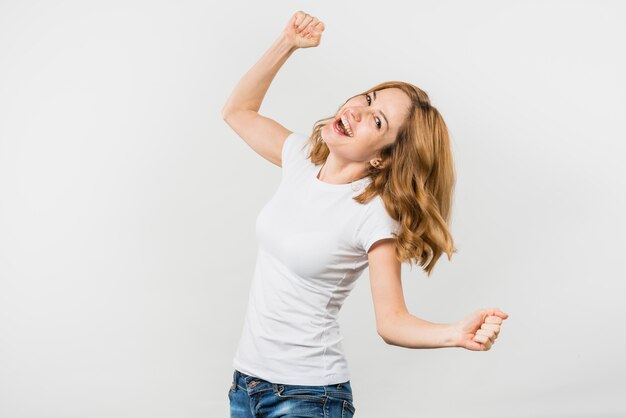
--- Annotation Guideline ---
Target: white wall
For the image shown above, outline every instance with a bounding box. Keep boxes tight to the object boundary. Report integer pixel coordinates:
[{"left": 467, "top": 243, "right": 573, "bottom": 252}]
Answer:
[{"left": 1, "top": 1, "right": 624, "bottom": 417}]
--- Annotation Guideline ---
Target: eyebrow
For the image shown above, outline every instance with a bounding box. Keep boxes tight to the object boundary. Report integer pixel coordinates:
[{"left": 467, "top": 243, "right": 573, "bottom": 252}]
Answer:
[{"left": 372, "top": 90, "right": 389, "bottom": 131}]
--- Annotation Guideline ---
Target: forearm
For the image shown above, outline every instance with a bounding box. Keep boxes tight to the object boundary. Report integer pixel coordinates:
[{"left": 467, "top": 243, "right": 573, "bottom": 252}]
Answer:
[
  {"left": 222, "top": 34, "right": 296, "bottom": 116},
  {"left": 380, "top": 312, "right": 460, "bottom": 349}
]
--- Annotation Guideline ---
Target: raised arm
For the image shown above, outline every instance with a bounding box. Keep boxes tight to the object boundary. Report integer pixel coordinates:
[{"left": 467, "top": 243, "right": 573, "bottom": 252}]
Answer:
[{"left": 221, "top": 11, "right": 325, "bottom": 167}]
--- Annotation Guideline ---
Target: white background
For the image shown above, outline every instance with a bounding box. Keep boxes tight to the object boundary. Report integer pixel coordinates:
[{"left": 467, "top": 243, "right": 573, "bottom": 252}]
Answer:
[{"left": 1, "top": 1, "right": 625, "bottom": 417}]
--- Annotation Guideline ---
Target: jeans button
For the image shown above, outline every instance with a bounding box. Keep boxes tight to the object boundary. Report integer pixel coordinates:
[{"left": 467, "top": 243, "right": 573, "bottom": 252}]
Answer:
[{"left": 248, "top": 380, "right": 259, "bottom": 388}]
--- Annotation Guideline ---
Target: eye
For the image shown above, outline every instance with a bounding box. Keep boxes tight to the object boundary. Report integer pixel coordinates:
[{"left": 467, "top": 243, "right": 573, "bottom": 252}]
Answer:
[{"left": 365, "top": 94, "right": 382, "bottom": 130}]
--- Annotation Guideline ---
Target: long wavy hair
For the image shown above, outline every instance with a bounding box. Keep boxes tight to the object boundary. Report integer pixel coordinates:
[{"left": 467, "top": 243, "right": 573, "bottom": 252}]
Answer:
[{"left": 306, "top": 81, "right": 457, "bottom": 277}]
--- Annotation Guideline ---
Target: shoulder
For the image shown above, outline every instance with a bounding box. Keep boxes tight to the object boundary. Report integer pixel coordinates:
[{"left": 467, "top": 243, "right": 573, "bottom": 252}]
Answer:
[
  {"left": 281, "top": 131, "right": 312, "bottom": 171},
  {"left": 282, "top": 131, "right": 310, "bottom": 156},
  {"left": 355, "top": 194, "right": 400, "bottom": 254},
  {"left": 362, "top": 195, "right": 394, "bottom": 222}
]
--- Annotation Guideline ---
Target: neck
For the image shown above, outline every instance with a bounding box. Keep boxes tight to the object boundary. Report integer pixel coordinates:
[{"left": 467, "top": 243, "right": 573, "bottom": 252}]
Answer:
[{"left": 317, "top": 156, "right": 368, "bottom": 185}]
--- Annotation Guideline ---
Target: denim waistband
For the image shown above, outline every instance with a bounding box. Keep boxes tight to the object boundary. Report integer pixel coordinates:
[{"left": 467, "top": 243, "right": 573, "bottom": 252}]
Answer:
[{"left": 232, "top": 369, "right": 351, "bottom": 394}]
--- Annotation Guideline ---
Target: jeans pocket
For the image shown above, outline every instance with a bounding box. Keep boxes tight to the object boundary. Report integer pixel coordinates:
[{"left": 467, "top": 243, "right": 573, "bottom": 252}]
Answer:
[{"left": 275, "top": 384, "right": 327, "bottom": 403}]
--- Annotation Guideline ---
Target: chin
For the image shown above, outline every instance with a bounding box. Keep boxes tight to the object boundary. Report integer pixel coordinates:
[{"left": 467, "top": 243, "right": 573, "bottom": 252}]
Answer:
[
  {"left": 321, "top": 123, "right": 334, "bottom": 142},
  {"left": 322, "top": 122, "right": 342, "bottom": 142}
]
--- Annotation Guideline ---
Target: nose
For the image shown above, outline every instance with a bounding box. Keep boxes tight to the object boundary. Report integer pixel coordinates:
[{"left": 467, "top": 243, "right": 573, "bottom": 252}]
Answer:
[{"left": 346, "top": 107, "right": 363, "bottom": 123}]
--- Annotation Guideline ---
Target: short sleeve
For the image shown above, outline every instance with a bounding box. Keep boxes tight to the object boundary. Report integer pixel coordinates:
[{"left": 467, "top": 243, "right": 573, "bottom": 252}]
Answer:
[
  {"left": 281, "top": 131, "right": 310, "bottom": 176},
  {"left": 355, "top": 197, "right": 400, "bottom": 254}
]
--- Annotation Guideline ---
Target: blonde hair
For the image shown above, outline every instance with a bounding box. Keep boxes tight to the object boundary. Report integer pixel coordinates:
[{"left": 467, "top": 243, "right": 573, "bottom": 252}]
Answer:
[{"left": 307, "top": 81, "right": 458, "bottom": 277}]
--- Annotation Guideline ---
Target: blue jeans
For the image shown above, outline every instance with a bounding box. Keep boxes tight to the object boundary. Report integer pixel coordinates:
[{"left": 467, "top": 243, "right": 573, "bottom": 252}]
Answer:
[{"left": 228, "top": 369, "right": 357, "bottom": 417}]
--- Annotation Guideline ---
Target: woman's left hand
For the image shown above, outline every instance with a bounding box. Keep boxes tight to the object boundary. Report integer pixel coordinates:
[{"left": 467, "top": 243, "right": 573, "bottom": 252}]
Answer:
[{"left": 454, "top": 308, "right": 509, "bottom": 351}]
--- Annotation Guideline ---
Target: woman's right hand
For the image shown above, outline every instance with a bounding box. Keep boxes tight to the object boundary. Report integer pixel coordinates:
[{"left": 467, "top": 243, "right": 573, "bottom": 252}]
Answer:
[{"left": 282, "top": 11, "right": 325, "bottom": 50}]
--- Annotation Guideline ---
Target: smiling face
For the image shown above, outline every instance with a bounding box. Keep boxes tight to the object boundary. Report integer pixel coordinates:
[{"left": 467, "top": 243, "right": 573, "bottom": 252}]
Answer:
[{"left": 321, "top": 87, "right": 412, "bottom": 166}]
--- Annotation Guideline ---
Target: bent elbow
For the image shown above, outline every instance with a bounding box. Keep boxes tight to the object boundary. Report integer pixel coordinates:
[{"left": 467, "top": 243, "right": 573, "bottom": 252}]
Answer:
[
  {"left": 377, "top": 327, "right": 393, "bottom": 345},
  {"left": 222, "top": 105, "right": 240, "bottom": 121}
]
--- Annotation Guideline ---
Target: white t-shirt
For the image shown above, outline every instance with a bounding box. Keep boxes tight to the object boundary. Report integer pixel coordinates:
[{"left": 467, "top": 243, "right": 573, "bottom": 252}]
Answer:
[{"left": 232, "top": 131, "right": 400, "bottom": 385}]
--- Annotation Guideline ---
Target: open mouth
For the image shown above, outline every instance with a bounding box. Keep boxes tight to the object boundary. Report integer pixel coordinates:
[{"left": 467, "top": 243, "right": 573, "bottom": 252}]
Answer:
[{"left": 333, "top": 115, "right": 353, "bottom": 137}]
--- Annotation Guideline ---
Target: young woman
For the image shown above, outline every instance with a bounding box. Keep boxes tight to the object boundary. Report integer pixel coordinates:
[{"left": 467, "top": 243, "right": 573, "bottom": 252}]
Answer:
[{"left": 222, "top": 10, "right": 509, "bottom": 417}]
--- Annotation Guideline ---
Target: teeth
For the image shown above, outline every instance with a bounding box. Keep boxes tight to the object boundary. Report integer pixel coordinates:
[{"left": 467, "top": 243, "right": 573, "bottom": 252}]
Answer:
[{"left": 340, "top": 115, "right": 353, "bottom": 137}]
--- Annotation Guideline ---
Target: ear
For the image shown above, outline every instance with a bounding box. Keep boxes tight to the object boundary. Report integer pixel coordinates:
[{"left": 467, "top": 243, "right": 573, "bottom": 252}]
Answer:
[{"left": 370, "top": 159, "right": 384, "bottom": 169}]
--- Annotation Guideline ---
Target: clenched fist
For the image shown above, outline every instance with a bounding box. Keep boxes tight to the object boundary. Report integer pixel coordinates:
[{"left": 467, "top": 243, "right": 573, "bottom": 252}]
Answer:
[
  {"left": 282, "top": 11, "right": 325, "bottom": 49},
  {"left": 455, "top": 308, "right": 509, "bottom": 351}
]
